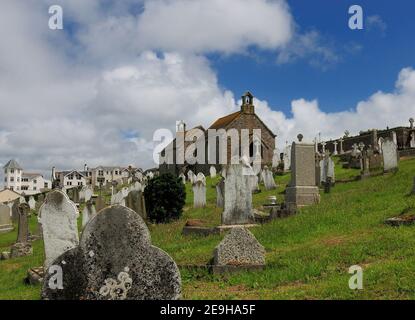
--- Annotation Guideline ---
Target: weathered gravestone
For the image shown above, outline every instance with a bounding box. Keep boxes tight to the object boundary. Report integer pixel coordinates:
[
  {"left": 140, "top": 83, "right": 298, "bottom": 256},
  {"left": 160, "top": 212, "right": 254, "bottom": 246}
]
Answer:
[
  {"left": 28, "top": 196, "right": 36, "bottom": 211},
  {"left": 95, "top": 195, "right": 106, "bottom": 212},
  {"left": 222, "top": 162, "right": 254, "bottom": 225},
  {"left": 11, "top": 199, "right": 20, "bottom": 223},
  {"left": 187, "top": 170, "right": 195, "bottom": 184},
  {"left": 42, "top": 205, "right": 181, "bottom": 300},
  {"left": 213, "top": 227, "right": 265, "bottom": 273},
  {"left": 39, "top": 190, "right": 79, "bottom": 268},
  {"left": 111, "top": 190, "right": 126, "bottom": 206},
  {"left": 126, "top": 189, "right": 147, "bottom": 219},
  {"left": 179, "top": 173, "right": 186, "bottom": 185},
  {"left": 84, "top": 187, "right": 93, "bottom": 203},
  {"left": 0, "top": 204, "right": 13, "bottom": 234},
  {"left": 210, "top": 166, "right": 217, "bottom": 178},
  {"left": 382, "top": 138, "right": 399, "bottom": 173},
  {"left": 192, "top": 173, "right": 206, "bottom": 208},
  {"left": 10, "top": 204, "right": 32, "bottom": 258},
  {"left": 261, "top": 166, "right": 277, "bottom": 191},
  {"left": 285, "top": 136, "right": 320, "bottom": 207},
  {"left": 272, "top": 149, "right": 279, "bottom": 169},
  {"left": 82, "top": 201, "right": 97, "bottom": 228},
  {"left": 216, "top": 178, "right": 225, "bottom": 208},
  {"left": 320, "top": 152, "right": 335, "bottom": 186}
]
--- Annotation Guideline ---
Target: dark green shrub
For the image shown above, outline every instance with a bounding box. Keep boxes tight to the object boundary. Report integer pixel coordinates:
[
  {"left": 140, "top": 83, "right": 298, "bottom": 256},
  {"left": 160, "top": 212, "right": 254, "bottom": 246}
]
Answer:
[{"left": 144, "top": 173, "right": 186, "bottom": 223}]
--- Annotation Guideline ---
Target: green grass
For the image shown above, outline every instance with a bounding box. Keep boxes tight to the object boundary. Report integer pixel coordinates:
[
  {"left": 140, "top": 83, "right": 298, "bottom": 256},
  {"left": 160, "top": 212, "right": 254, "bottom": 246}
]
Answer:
[{"left": 1, "top": 158, "right": 415, "bottom": 300}]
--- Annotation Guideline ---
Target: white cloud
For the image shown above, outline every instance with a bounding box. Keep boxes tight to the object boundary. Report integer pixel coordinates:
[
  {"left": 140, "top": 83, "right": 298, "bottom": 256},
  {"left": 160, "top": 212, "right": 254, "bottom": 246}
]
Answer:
[
  {"left": 0, "top": 0, "right": 413, "bottom": 188},
  {"left": 366, "top": 15, "right": 387, "bottom": 34}
]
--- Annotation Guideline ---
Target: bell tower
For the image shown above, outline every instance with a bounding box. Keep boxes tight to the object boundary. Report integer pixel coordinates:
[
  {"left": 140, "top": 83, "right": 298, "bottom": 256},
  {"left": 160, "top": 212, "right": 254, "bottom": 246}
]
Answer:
[{"left": 241, "top": 91, "right": 255, "bottom": 114}]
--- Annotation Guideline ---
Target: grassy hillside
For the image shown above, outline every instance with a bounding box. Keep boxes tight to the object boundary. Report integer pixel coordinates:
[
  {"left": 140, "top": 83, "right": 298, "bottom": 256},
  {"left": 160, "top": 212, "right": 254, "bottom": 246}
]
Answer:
[{"left": 1, "top": 157, "right": 414, "bottom": 300}]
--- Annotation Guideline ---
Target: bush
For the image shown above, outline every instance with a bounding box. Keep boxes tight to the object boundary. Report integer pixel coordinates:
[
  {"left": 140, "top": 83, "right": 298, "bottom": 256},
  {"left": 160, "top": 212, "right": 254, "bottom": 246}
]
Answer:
[{"left": 144, "top": 173, "right": 186, "bottom": 223}]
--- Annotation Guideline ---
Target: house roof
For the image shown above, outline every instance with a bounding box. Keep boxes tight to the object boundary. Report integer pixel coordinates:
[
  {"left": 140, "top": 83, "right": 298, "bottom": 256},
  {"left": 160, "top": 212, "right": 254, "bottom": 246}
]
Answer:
[
  {"left": 0, "top": 189, "right": 21, "bottom": 204},
  {"left": 209, "top": 111, "right": 241, "bottom": 130},
  {"left": 3, "top": 159, "right": 22, "bottom": 170}
]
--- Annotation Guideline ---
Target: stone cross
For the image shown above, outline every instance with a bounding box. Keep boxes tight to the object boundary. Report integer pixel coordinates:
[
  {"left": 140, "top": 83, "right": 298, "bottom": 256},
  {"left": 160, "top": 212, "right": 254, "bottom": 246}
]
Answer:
[
  {"left": 339, "top": 138, "right": 344, "bottom": 154},
  {"left": 39, "top": 190, "right": 80, "bottom": 268},
  {"left": 41, "top": 205, "right": 181, "bottom": 300},
  {"left": 321, "top": 142, "right": 326, "bottom": 154},
  {"left": 333, "top": 142, "right": 338, "bottom": 155}
]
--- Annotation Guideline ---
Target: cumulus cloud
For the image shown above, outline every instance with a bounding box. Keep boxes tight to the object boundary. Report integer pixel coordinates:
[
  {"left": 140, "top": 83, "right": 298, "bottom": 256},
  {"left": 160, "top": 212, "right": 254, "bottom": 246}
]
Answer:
[
  {"left": 366, "top": 15, "right": 387, "bottom": 35},
  {"left": 0, "top": 0, "right": 413, "bottom": 188}
]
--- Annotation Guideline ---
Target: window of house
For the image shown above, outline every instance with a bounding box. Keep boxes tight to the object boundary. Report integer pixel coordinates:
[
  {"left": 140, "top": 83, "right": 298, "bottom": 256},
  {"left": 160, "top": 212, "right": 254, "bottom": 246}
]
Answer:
[
  {"left": 11, "top": 169, "right": 14, "bottom": 174},
  {"left": 33, "top": 187, "right": 37, "bottom": 190},
  {"left": 10, "top": 177, "right": 14, "bottom": 182},
  {"left": 44, "top": 183, "right": 48, "bottom": 188},
  {"left": 33, "top": 179, "right": 37, "bottom": 184}
]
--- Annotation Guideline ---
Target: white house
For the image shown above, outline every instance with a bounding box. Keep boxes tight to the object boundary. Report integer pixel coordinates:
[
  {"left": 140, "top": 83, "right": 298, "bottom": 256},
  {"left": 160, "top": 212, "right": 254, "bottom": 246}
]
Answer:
[
  {"left": 3, "top": 159, "right": 52, "bottom": 195},
  {"left": 54, "top": 169, "right": 87, "bottom": 190}
]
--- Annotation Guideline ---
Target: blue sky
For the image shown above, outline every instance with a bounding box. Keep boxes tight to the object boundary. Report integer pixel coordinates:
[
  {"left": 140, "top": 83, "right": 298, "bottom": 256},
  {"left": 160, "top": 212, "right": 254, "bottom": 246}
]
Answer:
[
  {"left": 211, "top": 0, "right": 415, "bottom": 115},
  {"left": 1, "top": 0, "right": 415, "bottom": 176}
]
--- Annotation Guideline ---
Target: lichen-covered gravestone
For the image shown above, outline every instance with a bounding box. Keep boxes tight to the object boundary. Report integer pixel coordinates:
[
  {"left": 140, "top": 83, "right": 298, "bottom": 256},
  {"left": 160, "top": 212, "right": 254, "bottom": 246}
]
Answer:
[
  {"left": 216, "top": 178, "right": 225, "bottom": 208},
  {"left": 213, "top": 227, "right": 265, "bottom": 273},
  {"left": 39, "top": 190, "right": 79, "bottom": 268},
  {"left": 222, "top": 162, "right": 254, "bottom": 225},
  {"left": 42, "top": 205, "right": 181, "bottom": 300},
  {"left": 0, "top": 204, "right": 13, "bottom": 234},
  {"left": 210, "top": 166, "right": 217, "bottom": 178}
]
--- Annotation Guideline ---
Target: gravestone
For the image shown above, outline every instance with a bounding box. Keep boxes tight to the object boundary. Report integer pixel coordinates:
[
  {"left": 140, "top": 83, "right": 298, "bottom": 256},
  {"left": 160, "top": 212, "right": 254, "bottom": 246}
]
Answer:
[
  {"left": 36, "top": 194, "right": 45, "bottom": 212},
  {"left": 95, "top": 195, "right": 106, "bottom": 212},
  {"left": 11, "top": 200, "right": 20, "bottom": 223},
  {"left": 82, "top": 201, "right": 97, "bottom": 228},
  {"left": 72, "top": 188, "right": 80, "bottom": 203},
  {"left": 210, "top": 166, "right": 217, "bottom": 178},
  {"left": 42, "top": 205, "right": 181, "bottom": 300},
  {"left": 192, "top": 173, "right": 206, "bottom": 208},
  {"left": 39, "top": 190, "right": 79, "bottom": 268},
  {"left": 216, "top": 178, "right": 225, "bottom": 208},
  {"left": 261, "top": 166, "right": 276, "bottom": 191},
  {"left": 0, "top": 204, "right": 13, "bottom": 234},
  {"left": 85, "top": 187, "right": 93, "bottom": 203},
  {"left": 411, "top": 132, "right": 415, "bottom": 148},
  {"left": 213, "top": 227, "right": 265, "bottom": 267},
  {"left": 285, "top": 137, "right": 320, "bottom": 207},
  {"left": 179, "top": 173, "right": 186, "bottom": 185},
  {"left": 10, "top": 204, "right": 32, "bottom": 258},
  {"left": 187, "top": 170, "right": 195, "bottom": 184},
  {"left": 382, "top": 138, "right": 399, "bottom": 172},
  {"left": 111, "top": 191, "right": 126, "bottom": 206},
  {"left": 320, "top": 152, "right": 335, "bottom": 185},
  {"left": 28, "top": 196, "right": 36, "bottom": 210},
  {"left": 126, "top": 190, "right": 147, "bottom": 219},
  {"left": 222, "top": 162, "right": 254, "bottom": 225},
  {"left": 272, "top": 149, "right": 279, "bottom": 168}
]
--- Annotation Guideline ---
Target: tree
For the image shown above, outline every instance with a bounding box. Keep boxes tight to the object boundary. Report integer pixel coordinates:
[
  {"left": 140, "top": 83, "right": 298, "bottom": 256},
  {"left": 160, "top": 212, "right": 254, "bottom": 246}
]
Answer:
[{"left": 144, "top": 173, "right": 186, "bottom": 223}]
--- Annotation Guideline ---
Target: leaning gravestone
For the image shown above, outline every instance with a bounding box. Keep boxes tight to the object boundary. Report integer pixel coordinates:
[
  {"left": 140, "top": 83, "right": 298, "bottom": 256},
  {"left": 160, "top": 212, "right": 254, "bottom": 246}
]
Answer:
[
  {"left": 82, "top": 201, "right": 97, "bottom": 228},
  {"left": 126, "top": 190, "right": 147, "bottom": 219},
  {"left": 11, "top": 200, "right": 20, "bottom": 223},
  {"left": 95, "top": 195, "right": 106, "bottom": 212},
  {"left": 39, "top": 190, "right": 79, "bottom": 268},
  {"left": 216, "top": 178, "right": 225, "bottom": 208},
  {"left": 222, "top": 162, "right": 254, "bottom": 225},
  {"left": 42, "top": 205, "right": 181, "bottom": 300},
  {"left": 0, "top": 204, "right": 13, "bottom": 234},
  {"left": 262, "top": 166, "right": 277, "bottom": 191},
  {"left": 213, "top": 227, "right": 265, "bottom": 272},
  {"left": 10, "top": 204, "right": 32, "bottom": 258},
  {"left": 382, "top": 138, "right": 399, "bottom": 173},
  {"left": 84, "top": 187, "right": 93, "bottom": 202}
]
